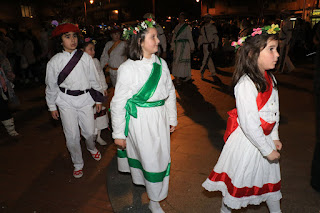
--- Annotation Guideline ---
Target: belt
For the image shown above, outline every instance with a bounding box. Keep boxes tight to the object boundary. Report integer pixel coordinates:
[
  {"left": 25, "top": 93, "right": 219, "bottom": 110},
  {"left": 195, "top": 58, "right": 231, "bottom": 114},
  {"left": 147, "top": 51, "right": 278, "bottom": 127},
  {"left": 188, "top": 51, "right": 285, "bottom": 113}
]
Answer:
[{"left": 59, "top": 87, "right": 90, "bottom": 96}]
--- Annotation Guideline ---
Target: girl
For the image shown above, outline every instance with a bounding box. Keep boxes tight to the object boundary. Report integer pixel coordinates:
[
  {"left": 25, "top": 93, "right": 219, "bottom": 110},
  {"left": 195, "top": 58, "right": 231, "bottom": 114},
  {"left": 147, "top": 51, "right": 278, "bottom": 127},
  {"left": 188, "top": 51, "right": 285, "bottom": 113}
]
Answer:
[
  {"left": 100, "top": 26, "right": 126, "bottom": 87},
  {"left": 45, "top": 23, "right": 103, "bottom": 178},
  {"left": 202, "top": 25, "right": 283, "bottom": 213},
  {"left": 110, "top": 17, "right": 177, "bottom": 213},
  {"left": 82, "top": 38, "right": 109, "bottom": 146}
]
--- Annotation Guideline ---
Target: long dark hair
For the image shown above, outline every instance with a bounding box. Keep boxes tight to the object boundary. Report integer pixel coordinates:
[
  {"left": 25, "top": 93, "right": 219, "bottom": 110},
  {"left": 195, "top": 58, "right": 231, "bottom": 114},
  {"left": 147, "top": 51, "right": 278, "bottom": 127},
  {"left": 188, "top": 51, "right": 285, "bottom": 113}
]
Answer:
[
  {"left": 232, "top": 33, "right": 278, "bottom": 93},
  {"left": 124, "top": 28, "right": 149, "bottom": 60}
]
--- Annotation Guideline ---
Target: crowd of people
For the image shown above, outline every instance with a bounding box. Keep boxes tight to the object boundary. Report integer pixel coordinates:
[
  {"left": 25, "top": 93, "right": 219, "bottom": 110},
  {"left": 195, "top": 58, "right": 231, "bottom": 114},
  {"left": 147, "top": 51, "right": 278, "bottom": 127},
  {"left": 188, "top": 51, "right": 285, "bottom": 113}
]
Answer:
[{"left": 1, "top": 11, "right": 320, "bottom": 213}]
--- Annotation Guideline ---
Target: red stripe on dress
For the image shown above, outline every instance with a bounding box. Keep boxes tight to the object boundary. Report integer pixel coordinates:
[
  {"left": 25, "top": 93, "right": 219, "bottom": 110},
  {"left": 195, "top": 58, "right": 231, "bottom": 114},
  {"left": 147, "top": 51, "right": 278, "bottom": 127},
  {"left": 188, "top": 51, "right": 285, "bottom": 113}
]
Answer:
[{"left": 208, "top": 171, "right": 281, "bottom": 198}]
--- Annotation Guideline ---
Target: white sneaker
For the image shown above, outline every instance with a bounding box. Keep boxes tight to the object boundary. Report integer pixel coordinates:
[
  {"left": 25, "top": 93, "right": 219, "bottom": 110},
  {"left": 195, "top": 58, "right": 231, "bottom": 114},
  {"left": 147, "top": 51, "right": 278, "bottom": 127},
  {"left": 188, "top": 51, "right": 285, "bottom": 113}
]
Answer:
[
  {"left": 73, "top": 169, "right": 83, "bottom": 178},
  {"left": 91, "top": 150, "right": 101, "bottom": 161},
  {"left": 8, "top": 130, "right": 19, "bottom": 137},
  {"left": 96, "top": 136, "right": 107, "bottom": 145}
]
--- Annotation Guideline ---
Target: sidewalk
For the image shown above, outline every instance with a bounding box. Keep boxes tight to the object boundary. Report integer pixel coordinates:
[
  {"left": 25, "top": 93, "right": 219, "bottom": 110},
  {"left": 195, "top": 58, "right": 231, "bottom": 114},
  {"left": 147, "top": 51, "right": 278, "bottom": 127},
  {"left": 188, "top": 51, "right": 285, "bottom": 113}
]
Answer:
[{"left": 106, "top": 65, "right": 320, "bottom": 213}]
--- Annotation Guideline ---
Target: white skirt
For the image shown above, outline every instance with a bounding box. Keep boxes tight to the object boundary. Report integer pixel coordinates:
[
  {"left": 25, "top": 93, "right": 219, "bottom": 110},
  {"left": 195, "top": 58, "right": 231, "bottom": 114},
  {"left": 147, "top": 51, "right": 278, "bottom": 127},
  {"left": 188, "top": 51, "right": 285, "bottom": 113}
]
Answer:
[
  {"left": 202, "top": 127, "right": 282, "bottom": 209},
  {"left": 117, "top": 105, "right": 171, "bottom": 201}
]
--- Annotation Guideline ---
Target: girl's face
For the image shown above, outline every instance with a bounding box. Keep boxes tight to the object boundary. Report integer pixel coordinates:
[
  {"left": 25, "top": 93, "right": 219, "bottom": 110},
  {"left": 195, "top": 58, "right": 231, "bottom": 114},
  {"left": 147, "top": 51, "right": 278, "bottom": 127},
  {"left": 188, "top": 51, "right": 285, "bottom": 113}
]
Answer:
[
  {"left": 141, "top": 28, "right": 160, "bottom": 58},
  {"left": 61, "top": 32, "right": 78, "bottom": 53},
  {"left": 111, "top": 32, "right": 121, "bottom": 41},
  {"left": 84, "top": 43, "right": 95, "bottom": 58},
  {"left": 257, "top": 39, "right": 279, "bottom": 74}
]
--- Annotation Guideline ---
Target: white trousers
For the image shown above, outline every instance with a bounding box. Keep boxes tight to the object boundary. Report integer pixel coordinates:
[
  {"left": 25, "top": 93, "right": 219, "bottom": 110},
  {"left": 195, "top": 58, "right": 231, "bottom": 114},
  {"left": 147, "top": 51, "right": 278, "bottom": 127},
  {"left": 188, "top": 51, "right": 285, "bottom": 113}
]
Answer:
[
  {"left": 200, "top": 44, "right": 216, "bottom": 75},
  {"left": 58, "top": 96, "right": 97, "bottom": 170}
]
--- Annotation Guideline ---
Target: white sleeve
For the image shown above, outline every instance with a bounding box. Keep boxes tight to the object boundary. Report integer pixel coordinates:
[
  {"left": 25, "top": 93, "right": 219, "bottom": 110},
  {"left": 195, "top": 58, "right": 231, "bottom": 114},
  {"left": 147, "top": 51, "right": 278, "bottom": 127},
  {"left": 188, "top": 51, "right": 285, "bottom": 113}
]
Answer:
[
  {"left": 110, "top": 63, "right": 132, "bottom": 139},
  {"left": 94, "top": 58, "right": 108, "bottom": 91},
  {"left": 100, "top": 43, "right": 110, "bottom": 68},
  {"left": 88, "top": 57, "right": 103, "bottom": 103},
  {"left": 213, "top": 26, "right": 219, "bottom": 49},
  {"left": 235, "top": 78, "right": 274, "bottom": 156},
  {"left": 187, "top": 26, "right": 195, "bottom": 51},
  {"left": 170, "top": 27, "right": 177, "bottom": 51},
  {"left": 198, "top": 27, "right": 204, "bottom": 47},
  {"left": 270, "top": 77, "right": 280, "bottom": 140},
  {"left": 162, "top": 59, "right": 177, "bottom": 126},
  {"left": 158, "top": 26, "right": 167, "bottom": 52},
  {"left": 45, "top": 61, "right": 59, "bottom": 111}
]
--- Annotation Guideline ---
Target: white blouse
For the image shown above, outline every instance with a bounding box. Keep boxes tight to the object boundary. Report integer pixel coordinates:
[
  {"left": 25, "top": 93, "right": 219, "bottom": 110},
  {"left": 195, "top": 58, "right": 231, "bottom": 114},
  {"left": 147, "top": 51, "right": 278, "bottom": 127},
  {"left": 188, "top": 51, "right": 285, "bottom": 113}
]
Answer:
[{"left": 235, "top": 75, "right": 280, "bottom": 156}]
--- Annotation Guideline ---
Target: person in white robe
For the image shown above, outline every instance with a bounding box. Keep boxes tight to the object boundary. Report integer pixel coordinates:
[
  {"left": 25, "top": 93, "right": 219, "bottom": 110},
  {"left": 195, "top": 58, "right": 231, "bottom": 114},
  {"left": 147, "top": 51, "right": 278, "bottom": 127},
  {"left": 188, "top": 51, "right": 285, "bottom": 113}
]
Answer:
[
  {"left": 171, "top": 12, "right": 194, "bottom": 84},
  {"left": 111, "top": 20, "right": 177, "bottom": 213},
  {"left": 100, "top": 27, "right": 126, "bottom": 87},
  {"left": 198, "top": 14, "right": 219, "bottom": 80}
]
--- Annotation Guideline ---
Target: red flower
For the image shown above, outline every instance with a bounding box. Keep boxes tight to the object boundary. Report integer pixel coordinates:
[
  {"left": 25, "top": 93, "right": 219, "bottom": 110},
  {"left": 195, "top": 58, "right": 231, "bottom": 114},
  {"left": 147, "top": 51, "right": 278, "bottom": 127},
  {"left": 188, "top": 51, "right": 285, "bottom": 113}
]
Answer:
[
  {"left": 147, "top": 18, "right": 152, "bottom": 22},
  {"left": 133, "top": 30, "right": 137, "bottom": 34}
]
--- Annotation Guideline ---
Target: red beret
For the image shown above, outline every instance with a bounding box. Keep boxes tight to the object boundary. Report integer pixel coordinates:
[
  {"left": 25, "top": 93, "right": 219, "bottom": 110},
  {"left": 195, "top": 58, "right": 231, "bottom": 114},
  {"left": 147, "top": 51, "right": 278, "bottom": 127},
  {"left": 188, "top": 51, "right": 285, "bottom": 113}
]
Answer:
[{"left": 51, "top": 23, "right": 80, "bottom": 37}]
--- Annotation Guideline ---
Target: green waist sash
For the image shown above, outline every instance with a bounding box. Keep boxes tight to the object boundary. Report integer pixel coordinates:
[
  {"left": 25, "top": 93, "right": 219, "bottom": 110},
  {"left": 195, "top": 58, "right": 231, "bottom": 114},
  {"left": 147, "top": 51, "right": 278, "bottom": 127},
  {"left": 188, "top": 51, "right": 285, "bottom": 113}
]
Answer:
[{"left": 124, "top": 56, "right": 164, "bottom": 136}]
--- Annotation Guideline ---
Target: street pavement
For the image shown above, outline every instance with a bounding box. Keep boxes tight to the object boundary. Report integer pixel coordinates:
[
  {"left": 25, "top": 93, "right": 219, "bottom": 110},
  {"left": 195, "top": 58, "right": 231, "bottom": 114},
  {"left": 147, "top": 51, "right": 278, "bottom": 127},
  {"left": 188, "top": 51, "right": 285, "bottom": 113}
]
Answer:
[{"left": 1, "top": 62, "right": 320, "bottom": 213}]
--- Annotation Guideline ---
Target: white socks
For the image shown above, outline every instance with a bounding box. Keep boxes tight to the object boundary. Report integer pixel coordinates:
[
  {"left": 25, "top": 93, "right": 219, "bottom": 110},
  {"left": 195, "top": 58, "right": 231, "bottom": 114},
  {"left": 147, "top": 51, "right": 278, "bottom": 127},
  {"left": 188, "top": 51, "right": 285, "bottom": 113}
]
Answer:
[
  {"left": 220, "top": 201, "right": 232, "bottom": 213},
  {"left": 96, "top": 130, "right": 107, "bottom": 145},
  {"left": 266, "top": 200, "right": 281, "bottom": 213},
  {"left": 148, "top": 200, "right": 164, "bottom": 213}
]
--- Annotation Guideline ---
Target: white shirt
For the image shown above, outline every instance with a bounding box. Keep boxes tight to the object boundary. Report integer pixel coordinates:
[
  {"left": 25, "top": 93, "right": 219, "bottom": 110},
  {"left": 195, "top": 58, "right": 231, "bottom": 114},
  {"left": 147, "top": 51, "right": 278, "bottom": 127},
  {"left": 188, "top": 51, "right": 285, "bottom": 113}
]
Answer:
[
  {"left": 93, "top": 58, "right": 108, "bottom": 92},
  {"left": 45, "top": 50, "right": 102, "bottom": 111},
  {"left": 198, "top": 22, "right": 219, "bottom": 49},
  {"left": 235, "top": 75, "right": 280, "bottom": 156},
  {"left": 100, "top": 40, "right": 127, "bottom": 69}
]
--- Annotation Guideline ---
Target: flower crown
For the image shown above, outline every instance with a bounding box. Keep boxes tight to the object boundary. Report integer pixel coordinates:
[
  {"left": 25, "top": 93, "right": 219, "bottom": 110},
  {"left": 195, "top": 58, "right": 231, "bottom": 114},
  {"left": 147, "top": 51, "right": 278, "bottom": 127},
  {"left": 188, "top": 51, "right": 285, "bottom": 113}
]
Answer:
[
  {"left": 122, "top": 17, "right": 156, "bottom": 40},
  {"left": 84, "top": 37, "right": 97, "bottom": 45},
  {"left": 231, "top": 24, "right": 281, "bottom": 50}
]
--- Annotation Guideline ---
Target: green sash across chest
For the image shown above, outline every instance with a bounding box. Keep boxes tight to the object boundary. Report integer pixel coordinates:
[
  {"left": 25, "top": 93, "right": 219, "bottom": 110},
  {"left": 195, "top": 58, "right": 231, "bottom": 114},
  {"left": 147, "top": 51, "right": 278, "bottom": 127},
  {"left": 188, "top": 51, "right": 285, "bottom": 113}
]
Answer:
[
  {"left": 124, "top": 56, "right": 165, "bottom": 136},
  {"left": 174, "top": 23, "right": 190, "bottom": 63}
]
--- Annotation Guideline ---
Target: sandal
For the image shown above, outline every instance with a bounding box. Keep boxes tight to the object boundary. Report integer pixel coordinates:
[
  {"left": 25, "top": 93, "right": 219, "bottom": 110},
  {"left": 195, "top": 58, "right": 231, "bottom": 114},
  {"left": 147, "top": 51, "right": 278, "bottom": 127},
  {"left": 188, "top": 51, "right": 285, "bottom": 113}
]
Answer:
[
  {"left": 73, "top": 169, "right": 83, "bottom": 178},
  {"left": 91, "top": 150, "right": 101, "bottom": 161}
]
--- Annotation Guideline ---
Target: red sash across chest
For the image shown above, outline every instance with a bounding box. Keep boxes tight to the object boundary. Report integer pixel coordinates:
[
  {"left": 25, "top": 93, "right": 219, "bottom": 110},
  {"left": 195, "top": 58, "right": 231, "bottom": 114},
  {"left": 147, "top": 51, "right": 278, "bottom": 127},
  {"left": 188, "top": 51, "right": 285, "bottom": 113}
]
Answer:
[{"left": 223, "top": 72, "right": 276, "bottom": 142}]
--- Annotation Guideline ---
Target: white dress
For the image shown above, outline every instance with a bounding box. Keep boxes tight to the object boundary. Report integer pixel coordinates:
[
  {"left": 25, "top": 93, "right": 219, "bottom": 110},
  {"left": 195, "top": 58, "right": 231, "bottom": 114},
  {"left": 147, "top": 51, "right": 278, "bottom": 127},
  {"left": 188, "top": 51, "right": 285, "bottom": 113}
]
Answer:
[
  {"left": 110, "top": 54, "right": 177, "bottom": 201},
  {"left": 202, "top": 75, "right": 282, "bottom": 209},
  {"left": 93, "top": 58, "right": 109, "bottom": 132}
]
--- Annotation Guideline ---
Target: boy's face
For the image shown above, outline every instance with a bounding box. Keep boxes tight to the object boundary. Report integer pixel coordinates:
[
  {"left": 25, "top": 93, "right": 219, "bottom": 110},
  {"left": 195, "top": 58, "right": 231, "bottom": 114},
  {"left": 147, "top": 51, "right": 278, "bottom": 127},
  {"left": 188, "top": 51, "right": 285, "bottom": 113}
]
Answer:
[
  {"left": 111, "top": 32, "right": 121, "bottom": 41},
  {"left": 61, "top": 32, "right": 78, "bottom": 53}
]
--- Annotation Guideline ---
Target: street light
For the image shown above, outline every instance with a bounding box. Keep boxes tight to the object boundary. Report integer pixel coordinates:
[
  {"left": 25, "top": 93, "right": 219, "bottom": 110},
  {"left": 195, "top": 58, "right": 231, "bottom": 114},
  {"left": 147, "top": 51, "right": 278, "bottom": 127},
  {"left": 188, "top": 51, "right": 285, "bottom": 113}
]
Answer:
[{"left": 90, "top": 0, "right": 94, "bottom": 4}]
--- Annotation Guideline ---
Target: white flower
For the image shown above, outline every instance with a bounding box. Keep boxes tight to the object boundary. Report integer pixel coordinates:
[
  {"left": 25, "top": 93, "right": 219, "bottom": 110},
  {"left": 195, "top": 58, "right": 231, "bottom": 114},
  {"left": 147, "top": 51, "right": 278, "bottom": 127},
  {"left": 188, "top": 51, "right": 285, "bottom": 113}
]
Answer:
[
  {"left": 152, "top": 20, "right": 156, "bottom": 25},
  {"left": 123, "top": 28, "right": 127, "bottom": 32},
  {"left": 141, "top": 21, "right": 147, "bottom": 29},
  {"left": 135, "top": 27, "right": 140, "bottom": 32}
]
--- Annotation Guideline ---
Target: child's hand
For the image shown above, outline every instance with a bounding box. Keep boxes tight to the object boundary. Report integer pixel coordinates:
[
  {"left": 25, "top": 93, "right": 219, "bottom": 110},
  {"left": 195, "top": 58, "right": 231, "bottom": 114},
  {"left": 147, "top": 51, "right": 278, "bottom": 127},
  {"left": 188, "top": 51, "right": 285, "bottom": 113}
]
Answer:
[
  {"left": 51, "top": 110, "right": 59, "bottom": 120},
  {"left": 115, "top": 139, "right": 126, "bottom": 149},
  {"left": 170, "top": 125, "right": 176, "bottom": 133},
  {"left": 273, "top": 140, "right": 282, "bottom": 151},
  {"left": 267, "top": 150, "right": 280, "bottom": 161},
  {"left": 103, "top": 90, "right": 108, "bottom": 96},
  {"left": 96, "top": 103, "right": 102, "bottom": 113}
]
